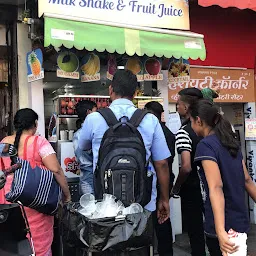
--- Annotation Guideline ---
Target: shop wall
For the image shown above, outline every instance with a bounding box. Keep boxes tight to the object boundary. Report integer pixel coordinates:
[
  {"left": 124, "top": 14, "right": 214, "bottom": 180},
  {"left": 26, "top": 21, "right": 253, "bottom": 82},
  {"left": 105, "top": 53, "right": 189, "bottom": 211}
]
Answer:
[
  {"left": 158, "top": 71, "right": 182, "bottom": 237},
  {"left": 0, "top": 24, "right": 6, "bottom": 46},
  {"left": 189, "top": 4, "right": 256, "bottom": 68},
  {"left": 17, "top": 23, "right": 31, "bottom": 108}
]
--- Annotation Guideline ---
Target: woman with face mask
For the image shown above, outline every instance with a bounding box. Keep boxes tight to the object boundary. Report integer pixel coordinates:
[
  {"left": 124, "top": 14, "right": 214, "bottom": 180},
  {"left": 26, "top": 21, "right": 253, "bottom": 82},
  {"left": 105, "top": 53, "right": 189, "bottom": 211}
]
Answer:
[{"left": 191, "top": 100, "right": 256, "bottom": 256}]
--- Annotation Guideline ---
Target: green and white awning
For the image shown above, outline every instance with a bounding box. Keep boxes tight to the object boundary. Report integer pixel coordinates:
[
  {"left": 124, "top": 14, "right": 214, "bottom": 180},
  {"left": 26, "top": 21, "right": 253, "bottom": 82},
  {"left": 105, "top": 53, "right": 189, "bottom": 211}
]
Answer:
[{"left": 44, "top": 15, "right": 206, "bottom": 60}]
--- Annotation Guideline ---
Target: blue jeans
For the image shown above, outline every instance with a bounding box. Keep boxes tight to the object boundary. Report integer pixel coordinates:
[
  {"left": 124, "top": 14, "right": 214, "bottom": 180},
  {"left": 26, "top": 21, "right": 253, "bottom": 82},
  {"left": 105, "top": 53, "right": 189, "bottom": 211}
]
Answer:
[{"left": 80, "top": 168, "right": 94, "bottom": 195}]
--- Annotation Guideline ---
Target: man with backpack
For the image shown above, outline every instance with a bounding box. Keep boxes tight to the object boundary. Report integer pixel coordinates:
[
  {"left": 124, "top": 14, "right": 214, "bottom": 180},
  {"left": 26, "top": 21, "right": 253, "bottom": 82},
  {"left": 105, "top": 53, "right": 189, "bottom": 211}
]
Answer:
[{"left": 78, "top": 70, "right": 170, "bottom": 223}]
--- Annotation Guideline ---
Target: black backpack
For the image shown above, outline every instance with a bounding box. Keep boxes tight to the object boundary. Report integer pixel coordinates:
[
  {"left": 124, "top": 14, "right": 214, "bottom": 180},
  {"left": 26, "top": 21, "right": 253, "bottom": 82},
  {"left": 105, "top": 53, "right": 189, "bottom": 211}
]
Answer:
[{"left": 94, "top": 108, "right": 153, "bottom": 207}]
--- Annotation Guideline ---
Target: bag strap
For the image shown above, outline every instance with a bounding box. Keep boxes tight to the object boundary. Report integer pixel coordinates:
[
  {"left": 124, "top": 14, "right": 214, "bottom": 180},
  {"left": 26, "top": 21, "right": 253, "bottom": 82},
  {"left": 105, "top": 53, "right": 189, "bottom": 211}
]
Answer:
[
  {"left": 97, "top": 108, "right": 119, "bottom": 127},
  {"left": 0, "top": 157, "right": 5, "bottom": 170},
  {"left": 23, "top": 136, "right": 32, "bottom": 160},
  {"left": 33, "top": 136, "right": 39, "bottom": 160},
  {"left": 129, "top": 109, "right": 149, "bottom": 128}
]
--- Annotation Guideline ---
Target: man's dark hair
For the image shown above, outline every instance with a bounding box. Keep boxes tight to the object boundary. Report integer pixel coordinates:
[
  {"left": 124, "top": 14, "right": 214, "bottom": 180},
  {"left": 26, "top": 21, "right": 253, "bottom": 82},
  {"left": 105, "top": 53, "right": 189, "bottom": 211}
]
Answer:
[
  {"left": 111, "top": 70, "right": 138, "bottom": 98},
  {"left": 178, "top": 88, "right": 203, "bottom": 98},
  {"left": 144, "top": 101, "right": 164, "bottom": 121},
  {"left": 178, "top": 88, "right": 203, "bottom": 108},
  {"left": 76, "top": 100, "right": 97, "bottom": 122}
]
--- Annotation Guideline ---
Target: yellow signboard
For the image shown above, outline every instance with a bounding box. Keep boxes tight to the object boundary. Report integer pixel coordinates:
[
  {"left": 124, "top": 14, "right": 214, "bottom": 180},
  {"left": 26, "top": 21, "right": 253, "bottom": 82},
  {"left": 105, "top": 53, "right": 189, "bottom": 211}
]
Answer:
[
  {"left": 137, "top": 98, "right": 164, "bottom": 109},
  {"left": 39, "top": 0, "right": 190, "bottom": 30}
]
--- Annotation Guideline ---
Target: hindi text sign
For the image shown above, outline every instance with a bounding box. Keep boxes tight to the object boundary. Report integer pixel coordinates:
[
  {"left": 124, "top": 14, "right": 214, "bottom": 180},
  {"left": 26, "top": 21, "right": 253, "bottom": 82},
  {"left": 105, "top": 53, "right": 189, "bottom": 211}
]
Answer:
[{"left": 168, "top": 68, "right": 255, "bottom": 103}]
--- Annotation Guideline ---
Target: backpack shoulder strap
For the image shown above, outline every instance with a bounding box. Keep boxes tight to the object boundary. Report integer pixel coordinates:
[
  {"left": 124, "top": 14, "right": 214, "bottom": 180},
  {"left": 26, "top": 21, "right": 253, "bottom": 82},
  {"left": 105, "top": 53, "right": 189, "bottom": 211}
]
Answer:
[
  {"left": 129, "top": 109, "right": 149, "bottom": 128},
  {"left": 97, "top": 108, "right": 119, "bottom": 127}
]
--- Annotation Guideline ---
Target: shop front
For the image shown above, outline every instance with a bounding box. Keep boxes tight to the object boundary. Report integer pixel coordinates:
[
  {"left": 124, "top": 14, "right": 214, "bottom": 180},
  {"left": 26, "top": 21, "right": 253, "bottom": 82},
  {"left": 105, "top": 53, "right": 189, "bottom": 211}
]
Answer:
[
  {"left": 168, "top": 66, "right": 256, "bottom": 228},
  {"left": 39, "top": 2, "right": 205, "bottom": 155},
  {"left": 29, "top": 0, "right": 207, "bottom": 236}
]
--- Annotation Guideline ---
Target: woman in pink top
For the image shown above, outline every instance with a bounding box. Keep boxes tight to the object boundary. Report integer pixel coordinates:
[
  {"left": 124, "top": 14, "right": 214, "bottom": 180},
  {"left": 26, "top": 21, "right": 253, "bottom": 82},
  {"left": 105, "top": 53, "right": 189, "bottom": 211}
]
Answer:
[{"left": 0, "top": 108, "right": 71, "bottom": 256}]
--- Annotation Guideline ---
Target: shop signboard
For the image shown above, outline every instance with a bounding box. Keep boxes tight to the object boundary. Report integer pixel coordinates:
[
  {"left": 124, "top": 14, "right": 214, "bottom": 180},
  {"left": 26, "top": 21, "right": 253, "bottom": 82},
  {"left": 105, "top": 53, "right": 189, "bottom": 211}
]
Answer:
[
  {"left": 143, "top": 58, "right": 163, "bottom": 81},
  {"left": 245, "top": 119, "right": 256, "bottom": 141},
  {"left": 168, "top": 67, "right": 255, "bottom": 103},
  {"left": 57, "top": 51, "right": 80, "bottom": 79},
  {"left": 60, "top": 142, "right": 80, "bottom": 178},
  {"left": 39, "top": 0, "right": 190, "bottom": 30},
  {"left": 26, "top": 49, "right": 44, "bottom": 82},
  {"left": 137, "top": 98, "right": 163, "bottom": 109},
  {"left": 81, "top": 52, "right": 101, "bottom": 82}
]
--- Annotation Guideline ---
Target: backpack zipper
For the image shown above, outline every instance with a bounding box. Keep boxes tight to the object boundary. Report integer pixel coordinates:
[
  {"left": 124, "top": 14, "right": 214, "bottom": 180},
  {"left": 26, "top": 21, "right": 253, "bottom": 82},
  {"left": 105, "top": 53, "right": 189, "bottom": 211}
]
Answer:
[
  {"left": 104, "top": 169, "right": 112, "bottom": 190},
  {"left": 106, "top": 168, "right": 135, "bottom": 202}
]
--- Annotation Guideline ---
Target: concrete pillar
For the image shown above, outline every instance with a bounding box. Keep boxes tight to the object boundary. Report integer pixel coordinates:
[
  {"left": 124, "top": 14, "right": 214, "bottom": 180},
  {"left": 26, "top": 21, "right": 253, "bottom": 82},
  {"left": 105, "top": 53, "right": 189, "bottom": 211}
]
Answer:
[
  {"left": 17, "top": 23, "right": 45, "bottom": 137},
  {"left": 158, "top": 71, "right": 182, "bottom": 237},
  {"left": 244, "top": 102, "right": 256, "bottom": 224},
  {"left": 17, "top": 23, "right": 31, "bottom": 109},
  {"left": 28, "top": 80, "right": 45, "bottom": 137}
]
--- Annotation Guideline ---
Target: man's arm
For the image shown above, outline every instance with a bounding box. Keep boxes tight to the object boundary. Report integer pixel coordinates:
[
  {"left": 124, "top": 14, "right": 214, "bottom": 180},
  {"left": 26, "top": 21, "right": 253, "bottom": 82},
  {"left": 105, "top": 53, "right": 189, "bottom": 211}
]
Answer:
[
  {"left": 172, "top": 129, "right": 192, "bottom": 195},
  {"left": 154, "top": 159, "right": 170, "bottom": 202},
  {"left": 151, "top": 118, "right": 171, "bottom": 223},
  {"left": 172, "top": 151, "right": 192, "bottom": 194},
  {"left": 202, "top": 160, "right": 237, "bottom": 255},
  {"left": 154, "top": 159, "right": 170, "bottom": 224},
  {"left": 243, "top": 160, "right": 256, "bottom": 202}
]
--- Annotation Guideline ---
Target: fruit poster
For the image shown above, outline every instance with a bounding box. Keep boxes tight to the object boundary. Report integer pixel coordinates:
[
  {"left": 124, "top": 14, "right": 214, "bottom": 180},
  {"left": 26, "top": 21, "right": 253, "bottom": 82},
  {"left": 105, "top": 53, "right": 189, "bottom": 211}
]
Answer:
[
  {"left": 57, "top": 51, "right": 80, "bottom": 79},
  {"left": 125, "top": 57, "right": 144, "bottom": 82},
  {"left": 60, "top": 142, "right": 80, "bottom": 178},
  {"left": 107, "top": 55, "right": 117, "bottom": 81},
  {"left": 26, "top": 49, "right": 44, "bottom": 82},
  {"left": 143, "top": 58, "right": 163, "bottom": 81},
  {"left": 168, "top": 57, "right": 190, "bottom": 84},
  {"left": 245, "top": 119, "right": 256, "bottom": 141},
  {"left": 81, "top": 52, "right": 101, "bottom": 82}
]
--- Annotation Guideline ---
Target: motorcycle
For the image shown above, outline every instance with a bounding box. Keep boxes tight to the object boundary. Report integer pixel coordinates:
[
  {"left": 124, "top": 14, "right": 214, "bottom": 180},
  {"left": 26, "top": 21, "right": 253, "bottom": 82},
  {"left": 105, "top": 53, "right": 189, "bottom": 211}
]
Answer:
[{"left": 0, "top": 143, "right": 35, "bottom": 256}]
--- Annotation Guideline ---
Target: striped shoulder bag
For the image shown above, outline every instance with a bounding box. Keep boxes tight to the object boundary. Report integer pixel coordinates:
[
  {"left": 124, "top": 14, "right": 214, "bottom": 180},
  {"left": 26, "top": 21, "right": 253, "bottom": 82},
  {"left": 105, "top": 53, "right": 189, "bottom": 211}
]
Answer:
[{"left": 5, "top": 136, "right": 62, "bottom": 215}]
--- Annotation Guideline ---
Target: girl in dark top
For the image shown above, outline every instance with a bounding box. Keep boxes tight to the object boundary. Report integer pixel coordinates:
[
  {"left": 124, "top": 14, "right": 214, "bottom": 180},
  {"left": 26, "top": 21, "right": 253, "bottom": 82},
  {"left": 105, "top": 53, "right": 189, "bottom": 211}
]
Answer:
[
  {"left": 173, "top": 88, "right": 206, "bottom": 256},
  {"left": 191, "top": 100, "right": 256, "bottom": 256}
]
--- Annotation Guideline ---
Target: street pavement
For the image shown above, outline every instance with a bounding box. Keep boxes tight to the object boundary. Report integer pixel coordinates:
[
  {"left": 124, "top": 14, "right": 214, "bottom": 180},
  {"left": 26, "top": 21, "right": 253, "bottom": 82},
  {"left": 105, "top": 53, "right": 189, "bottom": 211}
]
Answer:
[
  {"left": 173, "top": 245, "right": 190, "bottom": 255},
  {"left": 173, "top": 224, "right": 256, "bottom": 256}
]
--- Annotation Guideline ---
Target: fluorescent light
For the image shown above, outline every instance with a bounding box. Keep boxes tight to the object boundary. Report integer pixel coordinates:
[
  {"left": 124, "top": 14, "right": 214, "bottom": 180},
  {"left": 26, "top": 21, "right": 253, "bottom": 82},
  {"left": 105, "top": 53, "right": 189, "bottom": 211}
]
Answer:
[{"left": 117, "top": 66, "right": 125, "bottom": 70}]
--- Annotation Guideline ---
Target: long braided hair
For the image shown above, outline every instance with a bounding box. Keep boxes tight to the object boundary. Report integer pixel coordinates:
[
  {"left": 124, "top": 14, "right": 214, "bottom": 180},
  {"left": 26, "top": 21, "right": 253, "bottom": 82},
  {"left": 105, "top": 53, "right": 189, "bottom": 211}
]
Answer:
[{"left": 11, "top": 109, "right": 38, "bottom": 164}]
